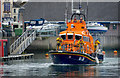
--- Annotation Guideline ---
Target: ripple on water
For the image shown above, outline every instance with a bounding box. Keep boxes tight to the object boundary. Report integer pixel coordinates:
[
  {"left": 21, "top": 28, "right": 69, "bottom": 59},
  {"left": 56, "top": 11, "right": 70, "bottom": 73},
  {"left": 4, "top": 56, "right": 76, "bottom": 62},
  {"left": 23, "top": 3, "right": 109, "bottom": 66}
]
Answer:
[{"left": 0, "top": 63, "right": 53, "bottom": 76}]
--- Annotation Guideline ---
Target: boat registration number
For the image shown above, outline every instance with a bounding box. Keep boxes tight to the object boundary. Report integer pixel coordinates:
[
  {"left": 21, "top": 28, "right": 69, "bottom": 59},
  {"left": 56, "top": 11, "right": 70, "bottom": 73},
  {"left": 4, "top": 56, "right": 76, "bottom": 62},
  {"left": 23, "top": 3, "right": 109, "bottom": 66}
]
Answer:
[{"left": 79, "top": 57, "right": 85, "bottom": 61}]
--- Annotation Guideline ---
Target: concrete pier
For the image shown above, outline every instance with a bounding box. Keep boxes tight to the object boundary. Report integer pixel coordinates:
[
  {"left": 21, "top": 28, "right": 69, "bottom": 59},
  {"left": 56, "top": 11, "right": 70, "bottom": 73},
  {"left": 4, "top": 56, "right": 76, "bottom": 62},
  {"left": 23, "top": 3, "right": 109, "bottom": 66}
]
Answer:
[
  {"left": 0, "top": 53, "right": 34, "bottom": 61},
  {"left": 25, "top": 37, "right": 58, "bottom": 51}
]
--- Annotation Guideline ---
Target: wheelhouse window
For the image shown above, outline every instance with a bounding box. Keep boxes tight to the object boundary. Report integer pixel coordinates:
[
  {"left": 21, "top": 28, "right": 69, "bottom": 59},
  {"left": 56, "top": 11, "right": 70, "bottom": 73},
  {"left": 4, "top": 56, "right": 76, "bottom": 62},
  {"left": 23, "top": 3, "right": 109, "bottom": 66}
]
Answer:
[
  {"left": 75, "top": 34, "right": 82, "bottom": 40},
  {"left": 67, "top": 33, "right": 73, "bottom": 40},
  {"left": 68, "top": 35, "right": 73, "bottom": 40},
  {"left": 83, "top": 36, "right": 90, "bottom": 42},
  {"left": 61, "top": 35, "right": 66, "bottom": 40}
]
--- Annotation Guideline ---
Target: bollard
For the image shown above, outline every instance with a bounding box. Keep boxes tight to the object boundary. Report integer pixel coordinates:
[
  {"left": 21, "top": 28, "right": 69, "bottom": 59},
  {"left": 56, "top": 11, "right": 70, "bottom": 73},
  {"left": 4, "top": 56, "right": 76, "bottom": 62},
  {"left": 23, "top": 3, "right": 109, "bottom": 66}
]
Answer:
[
  {"left": 114, "top": 50, "right": 117, "bottom": 56},
  {"left": 45, "top": 53, "right": 49, "bottom": 58},
  {"left": 102, "top": 51, "right": 105, "bottom": 55},
  {"left": 114, "top": 50, "right": 117, "bottom": 53}
]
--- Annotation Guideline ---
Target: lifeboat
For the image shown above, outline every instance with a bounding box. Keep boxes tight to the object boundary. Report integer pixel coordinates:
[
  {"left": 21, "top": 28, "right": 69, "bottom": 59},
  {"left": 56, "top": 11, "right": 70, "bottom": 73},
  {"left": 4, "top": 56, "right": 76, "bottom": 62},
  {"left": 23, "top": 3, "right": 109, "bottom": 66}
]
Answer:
[{"left": 49, "top": 13, "right": 104, "bottom": 64}]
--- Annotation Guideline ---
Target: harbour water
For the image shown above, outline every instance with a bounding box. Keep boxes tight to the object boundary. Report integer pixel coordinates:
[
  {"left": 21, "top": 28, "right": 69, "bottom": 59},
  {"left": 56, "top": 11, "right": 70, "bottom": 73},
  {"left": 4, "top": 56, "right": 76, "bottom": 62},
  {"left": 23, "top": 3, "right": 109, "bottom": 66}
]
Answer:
[{"left": 0, "top": 36, "right": 119, "bottom": 77}]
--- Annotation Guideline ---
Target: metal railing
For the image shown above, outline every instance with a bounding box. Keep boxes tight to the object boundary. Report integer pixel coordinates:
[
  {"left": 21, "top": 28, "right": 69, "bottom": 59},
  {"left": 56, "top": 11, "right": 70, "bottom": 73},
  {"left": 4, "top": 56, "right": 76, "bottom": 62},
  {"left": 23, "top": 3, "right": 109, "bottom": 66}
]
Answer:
[
  {"left": 10, "top": 29, "right": 36, "bottom": 54},
  {"left": 10, "top": 25, "right": 65, "bottom": 54}
]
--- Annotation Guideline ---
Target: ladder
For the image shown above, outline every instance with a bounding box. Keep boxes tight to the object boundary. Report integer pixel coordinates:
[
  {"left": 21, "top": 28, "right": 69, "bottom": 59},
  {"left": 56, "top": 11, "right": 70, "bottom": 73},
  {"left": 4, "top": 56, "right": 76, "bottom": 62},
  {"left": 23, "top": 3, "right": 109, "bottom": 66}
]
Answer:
[{"left": 10, "top": 29, "right": 36, "bottom": 54}]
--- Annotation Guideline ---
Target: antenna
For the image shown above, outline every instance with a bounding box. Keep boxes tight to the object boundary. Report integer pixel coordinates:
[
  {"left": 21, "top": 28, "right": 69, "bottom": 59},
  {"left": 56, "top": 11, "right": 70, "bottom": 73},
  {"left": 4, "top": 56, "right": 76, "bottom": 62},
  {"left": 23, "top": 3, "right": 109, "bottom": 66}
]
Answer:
[
  {"left": 79, "top": 0, "right": 82, "bottom": 14},
  {"left": 87, "top": 0, "right": 88, "bottom": 22},
  {"left": 79, "top": 0, "right": 82, "bottom": 5}
]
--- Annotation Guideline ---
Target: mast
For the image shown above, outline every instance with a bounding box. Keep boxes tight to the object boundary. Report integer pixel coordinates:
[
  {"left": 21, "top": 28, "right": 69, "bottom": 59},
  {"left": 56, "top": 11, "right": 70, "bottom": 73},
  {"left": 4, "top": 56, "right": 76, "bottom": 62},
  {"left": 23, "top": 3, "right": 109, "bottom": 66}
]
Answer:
[
  {"left": 79, "top": 0, "right": 82, "bottom": 14},
  {"left": 87, "top": 0, "right": 88, "bottom": 22},
  {"left": 71, "top": 0, "right": 73, "bottom": 14},
  {"left": 65, "top": 0, "right": 68, "bottom": 22}
]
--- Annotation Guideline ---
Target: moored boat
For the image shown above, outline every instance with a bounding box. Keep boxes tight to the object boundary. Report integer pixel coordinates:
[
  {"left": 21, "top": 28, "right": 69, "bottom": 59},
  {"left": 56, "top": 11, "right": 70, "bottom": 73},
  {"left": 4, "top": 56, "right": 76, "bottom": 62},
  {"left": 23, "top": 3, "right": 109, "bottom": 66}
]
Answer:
[
  {"left": 49, "top": 12, "right": 104, "bottom": 65},
  {"left": 86, "top": 22, "right": 108, "bottom": 33},
  {"left": 26, "top": 18, "right": 60, "bottom": 30}
]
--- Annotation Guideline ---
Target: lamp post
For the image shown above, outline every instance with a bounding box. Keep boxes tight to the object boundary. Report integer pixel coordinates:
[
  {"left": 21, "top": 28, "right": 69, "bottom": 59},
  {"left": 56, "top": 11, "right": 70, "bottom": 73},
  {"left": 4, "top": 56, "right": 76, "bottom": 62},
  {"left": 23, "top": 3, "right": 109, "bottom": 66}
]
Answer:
[
  {"left": 18, "top": 7, "right": 25, "bottom": 33},
  {"left": 0, "top": 0, "right": 2, "bottom": 38}
]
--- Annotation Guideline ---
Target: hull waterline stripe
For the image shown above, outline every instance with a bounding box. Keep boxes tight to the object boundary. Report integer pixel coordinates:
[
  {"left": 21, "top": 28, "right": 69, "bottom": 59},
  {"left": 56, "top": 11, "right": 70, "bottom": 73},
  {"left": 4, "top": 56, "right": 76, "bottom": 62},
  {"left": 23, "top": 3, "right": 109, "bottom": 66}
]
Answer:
[
  {"left": 51, "top": 52, "right": 102, "bottom": 63},
  {"left": 51, "top": 52, "right": 96, "bottom": 62}
]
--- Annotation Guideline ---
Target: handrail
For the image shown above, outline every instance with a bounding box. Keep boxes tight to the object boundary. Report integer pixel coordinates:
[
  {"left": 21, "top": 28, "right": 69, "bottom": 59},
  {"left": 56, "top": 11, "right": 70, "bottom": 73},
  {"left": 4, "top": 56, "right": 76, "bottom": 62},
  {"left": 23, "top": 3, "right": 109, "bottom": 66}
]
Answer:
[
  {"left": 10, "top": 29, "right": 36, "bottom": 54},
  {"left": 18, "top": 30, "right": 36, "bottom": 54},
  {"left": 10, "top": 26, "right": 61, "bottom": 54}
]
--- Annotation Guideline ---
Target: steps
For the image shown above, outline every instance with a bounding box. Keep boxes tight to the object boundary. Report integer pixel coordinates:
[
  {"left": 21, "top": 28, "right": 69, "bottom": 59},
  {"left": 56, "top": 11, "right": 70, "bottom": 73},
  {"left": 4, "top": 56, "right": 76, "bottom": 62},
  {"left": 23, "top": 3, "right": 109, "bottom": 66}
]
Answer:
[{"left": 10, "top": 29, "right": 36, "bottom": 54}]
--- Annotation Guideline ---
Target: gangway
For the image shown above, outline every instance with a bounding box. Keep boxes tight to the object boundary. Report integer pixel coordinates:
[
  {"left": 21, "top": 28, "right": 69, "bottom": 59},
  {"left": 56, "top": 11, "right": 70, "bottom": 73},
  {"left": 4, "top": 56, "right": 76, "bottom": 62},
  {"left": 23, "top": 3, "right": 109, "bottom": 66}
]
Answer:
[
  {"left": 10, "top": 25, "right": 65, "bottom": 54},
  {"left": 10, "top": 29, "right": 36, "bottom": 54}
]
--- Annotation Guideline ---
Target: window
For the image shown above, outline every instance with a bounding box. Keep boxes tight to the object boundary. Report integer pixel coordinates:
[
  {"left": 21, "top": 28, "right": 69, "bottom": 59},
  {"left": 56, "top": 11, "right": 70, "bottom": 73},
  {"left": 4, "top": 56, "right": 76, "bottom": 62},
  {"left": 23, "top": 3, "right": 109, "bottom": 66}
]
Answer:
[
  {"left": 83, "top": 36, "right": 89, "bottom": 42},
  {"left": 14, "top": 9, "right": 16, "bottom": 13},
  {"left": 68, "top": 35, "right": 73, "bottom": 40},
  {"left": 39, "top": 21, "right": 43, "bottom": 24},
  {"left": 0, "top": 42, "right": 1, "bottom": 46},
  {"left": 4, "top": 14, "right": 10, "bottom": 17},
  {"left": 13, "top": 25, "right": 18, "bottom": 28},
  {"left": 105, "top": 24, "right": 110, "bottom": 30},
  {"left": 3, "top": 42, "right": 6, "bottom": 47},
  {"left": 113, "top": 24, "right": 117, "bottom": 30},
  {"left": 61, "top": 35, "right": 66, "bottom": 40},
  {"left": 14, "top": 16, "right": 16, "bottom": 22},
  {"left": 75, "top": 35, "right": 82, "bottom": 40},
  {"left": 31, "top": 21, "right": 36, "bottom": 24},
  {"left": 4, "top": 2, "right": 10, "bottom": 12}
]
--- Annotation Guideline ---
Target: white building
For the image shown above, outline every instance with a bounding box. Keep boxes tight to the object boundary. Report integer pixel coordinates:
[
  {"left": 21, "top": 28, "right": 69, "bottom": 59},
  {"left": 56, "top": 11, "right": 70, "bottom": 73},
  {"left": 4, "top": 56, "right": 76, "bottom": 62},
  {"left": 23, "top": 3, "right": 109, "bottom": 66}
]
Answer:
[
  {"left": 12, "top": 2, "right": 22, "bottom": 29},
  {"left": 2, "top": 0, "right": 26, "bottom": 31},
  {"left": 2, "top": 0, "right": 13, "bottom": 18}
]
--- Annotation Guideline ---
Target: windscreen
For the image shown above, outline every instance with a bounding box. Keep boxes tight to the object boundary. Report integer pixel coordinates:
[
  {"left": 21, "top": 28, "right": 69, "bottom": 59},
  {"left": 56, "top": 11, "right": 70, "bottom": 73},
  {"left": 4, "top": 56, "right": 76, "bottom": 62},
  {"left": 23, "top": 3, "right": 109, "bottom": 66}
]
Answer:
[
  {"left": 61, "top": 35, "right": 66, "bottom": 40},
  {"left": 75, "top": 35, "right": 82, "bottom": 40},
  {"left": 68, "top": 35, "right": 73, "bottom": 40}
]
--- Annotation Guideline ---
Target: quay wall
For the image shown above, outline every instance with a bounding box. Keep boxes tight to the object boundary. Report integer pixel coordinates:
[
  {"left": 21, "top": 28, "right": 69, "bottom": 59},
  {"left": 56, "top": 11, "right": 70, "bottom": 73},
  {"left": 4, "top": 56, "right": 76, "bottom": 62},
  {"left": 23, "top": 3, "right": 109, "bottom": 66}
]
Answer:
[
  {"left": 25, "top": 37, "right": 58, "bottom": 52},
  {"left": 25, "top": 36, "right": 119, "bottom": 52}
]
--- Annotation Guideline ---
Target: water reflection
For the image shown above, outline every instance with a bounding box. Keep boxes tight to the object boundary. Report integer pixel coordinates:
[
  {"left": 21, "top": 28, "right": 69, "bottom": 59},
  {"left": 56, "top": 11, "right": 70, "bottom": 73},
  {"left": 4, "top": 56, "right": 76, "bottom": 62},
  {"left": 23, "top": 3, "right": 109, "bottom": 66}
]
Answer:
[
  {"left": 49, "top": 65, "right": 98, "bottom": 77},
  {"left": 0, "top": 62, "right": 4, "bottom": 77}
]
